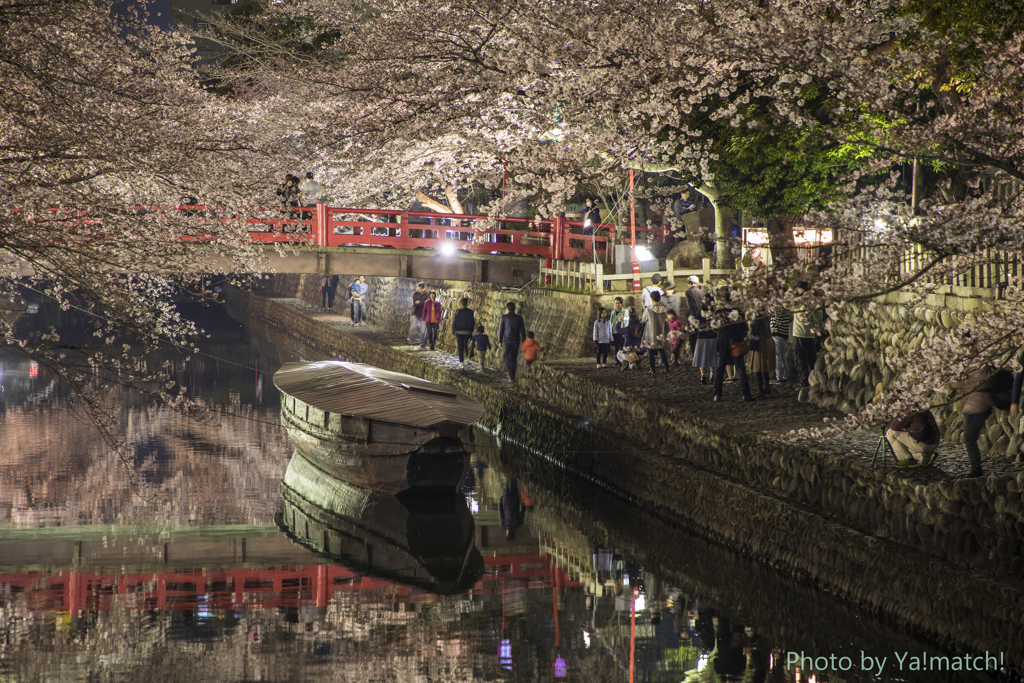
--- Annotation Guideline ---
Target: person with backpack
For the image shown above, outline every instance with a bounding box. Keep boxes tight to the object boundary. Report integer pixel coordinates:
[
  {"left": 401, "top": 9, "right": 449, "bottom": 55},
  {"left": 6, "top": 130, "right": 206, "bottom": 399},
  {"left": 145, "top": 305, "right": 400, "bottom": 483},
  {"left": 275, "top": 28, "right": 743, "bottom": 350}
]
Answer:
[
  {"left": 886, "top": 410, "right": 942, "bottom": 468},
  {"left": 953, "top": 360, "right": 1011, "bottom": 478},
  {"left": 452, "top": 297, "right": 476, "bottom": 368}
]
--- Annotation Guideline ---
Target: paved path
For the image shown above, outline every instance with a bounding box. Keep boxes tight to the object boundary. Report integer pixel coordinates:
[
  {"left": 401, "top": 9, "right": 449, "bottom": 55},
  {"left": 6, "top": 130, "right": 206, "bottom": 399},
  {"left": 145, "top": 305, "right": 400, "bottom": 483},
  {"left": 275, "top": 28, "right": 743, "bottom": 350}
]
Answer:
[{"left": 287, "top": 299, "right": 1023, "bottom": 483}]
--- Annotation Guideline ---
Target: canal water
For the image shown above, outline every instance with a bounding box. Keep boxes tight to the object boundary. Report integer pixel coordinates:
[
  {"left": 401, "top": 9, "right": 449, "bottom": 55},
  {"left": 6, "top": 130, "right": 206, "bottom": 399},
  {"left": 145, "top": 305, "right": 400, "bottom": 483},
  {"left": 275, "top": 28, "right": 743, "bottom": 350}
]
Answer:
[{"left": 0, "top": 300, "right": 1018, "bottom": 683}]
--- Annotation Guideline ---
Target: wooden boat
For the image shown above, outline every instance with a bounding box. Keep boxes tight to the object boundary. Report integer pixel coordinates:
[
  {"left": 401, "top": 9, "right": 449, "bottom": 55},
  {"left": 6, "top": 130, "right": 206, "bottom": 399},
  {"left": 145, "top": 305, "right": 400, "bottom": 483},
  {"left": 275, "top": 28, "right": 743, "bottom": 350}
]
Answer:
[
  {"left": 273, "top": 360, "right": 484, "bottom": 495},
  {"left": 277, "top": 453, "right": 483, "bottom": 595}
]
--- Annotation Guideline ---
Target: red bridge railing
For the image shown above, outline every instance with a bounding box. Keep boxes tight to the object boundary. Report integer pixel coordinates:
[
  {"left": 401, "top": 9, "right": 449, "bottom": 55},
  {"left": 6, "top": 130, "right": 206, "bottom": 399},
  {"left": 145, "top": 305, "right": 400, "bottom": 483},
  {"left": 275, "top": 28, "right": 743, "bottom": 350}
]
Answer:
[
  {"left": 179, "top": 204, "right": 636, "bottom": 260},
  {"left": 17, "top": 203, "right": 652, "bottom": 261}
]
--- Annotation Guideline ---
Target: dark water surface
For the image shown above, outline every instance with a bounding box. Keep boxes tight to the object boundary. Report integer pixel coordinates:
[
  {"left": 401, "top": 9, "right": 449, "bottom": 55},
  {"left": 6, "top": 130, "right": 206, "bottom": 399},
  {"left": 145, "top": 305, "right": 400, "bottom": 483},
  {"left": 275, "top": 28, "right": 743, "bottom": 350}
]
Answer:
[{"left": 0, "top": 301, "right": 1018, "bottom": 682}]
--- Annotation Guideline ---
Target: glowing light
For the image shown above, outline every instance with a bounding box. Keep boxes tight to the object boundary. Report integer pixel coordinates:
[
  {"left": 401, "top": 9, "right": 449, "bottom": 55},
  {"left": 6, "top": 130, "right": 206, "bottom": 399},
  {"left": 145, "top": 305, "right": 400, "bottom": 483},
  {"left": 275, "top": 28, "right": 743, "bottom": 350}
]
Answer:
[
  {"left": 553, "top": 657, "right": 567, "bottom": 677},
  {"left": 634, "top": 594, "right": 645, "bottom": 611},
  {"left": 440, "top": 242, "right": 456, "bottom": 256},
  {"left": 634, "top": 245, "right": 654, "bottom": 261},
  {"left": 873, "top": 218, "right": 887, "bottom": 231},
  {"left": 29, "top": 361, "right": 38, "bottom": 378},
  {"left": 582, "top": 631, "right": 590, "bottom": 648},
  {"left": 499, "top": 639, "right": 512, "bottom": 671}
]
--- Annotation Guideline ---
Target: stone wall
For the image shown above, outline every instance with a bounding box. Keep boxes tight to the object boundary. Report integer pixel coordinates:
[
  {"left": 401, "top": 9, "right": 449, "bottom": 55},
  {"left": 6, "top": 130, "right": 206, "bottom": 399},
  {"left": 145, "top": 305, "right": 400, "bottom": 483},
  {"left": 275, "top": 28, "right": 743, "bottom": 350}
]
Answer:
[
  {"left": 225, "top": 288, "right": 1024, "bottom": 668},
  {"left": 256, "top": 273, "right": 602, "bottom": 360},
  {"left": 806, "top": 295, "right": 1024, "bottom": 460}
]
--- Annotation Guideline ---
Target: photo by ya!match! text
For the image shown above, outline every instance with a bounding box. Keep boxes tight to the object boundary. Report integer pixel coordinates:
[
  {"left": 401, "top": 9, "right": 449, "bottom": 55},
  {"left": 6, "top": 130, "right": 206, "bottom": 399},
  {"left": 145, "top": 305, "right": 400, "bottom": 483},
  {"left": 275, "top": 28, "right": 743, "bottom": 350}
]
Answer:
[{"left": 786, "top": 651, "right": 1008, "bottom": 676}]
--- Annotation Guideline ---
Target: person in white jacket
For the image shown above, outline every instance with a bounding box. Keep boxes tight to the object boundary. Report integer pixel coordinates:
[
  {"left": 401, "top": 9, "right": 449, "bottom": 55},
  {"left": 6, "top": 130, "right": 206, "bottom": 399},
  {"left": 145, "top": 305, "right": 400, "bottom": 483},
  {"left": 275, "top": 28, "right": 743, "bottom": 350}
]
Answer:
[{"left": 593, "top": 307, "right": 614, "bottom": 367}]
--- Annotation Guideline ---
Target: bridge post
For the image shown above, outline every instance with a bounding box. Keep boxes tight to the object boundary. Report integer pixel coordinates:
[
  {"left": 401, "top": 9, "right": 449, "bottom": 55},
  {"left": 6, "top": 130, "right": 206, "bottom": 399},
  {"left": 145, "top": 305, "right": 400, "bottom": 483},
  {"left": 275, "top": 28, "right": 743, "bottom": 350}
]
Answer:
[
  {"left": 315, "top": 203, "right": 329, "bottom": 247},
  {"left": 553, "top": 215, "right": 564, "bottom": 261}
]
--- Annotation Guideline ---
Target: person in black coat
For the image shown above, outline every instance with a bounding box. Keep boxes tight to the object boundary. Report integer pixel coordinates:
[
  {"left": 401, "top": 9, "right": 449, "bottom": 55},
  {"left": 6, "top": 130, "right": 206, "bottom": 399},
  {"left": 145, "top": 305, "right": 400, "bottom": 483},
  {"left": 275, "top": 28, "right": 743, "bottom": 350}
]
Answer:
[
  {"left": 452, "top": 297, "right": 476, "bottom": 368},
  {"left": 713, "top": 308, "right": 753, "bottom": 402},
  {"left": 498, "top": 302, "right": 527, "bottom": 383},
  {"left": 499, "top": 478, "right": 526, "bottom": 540}
]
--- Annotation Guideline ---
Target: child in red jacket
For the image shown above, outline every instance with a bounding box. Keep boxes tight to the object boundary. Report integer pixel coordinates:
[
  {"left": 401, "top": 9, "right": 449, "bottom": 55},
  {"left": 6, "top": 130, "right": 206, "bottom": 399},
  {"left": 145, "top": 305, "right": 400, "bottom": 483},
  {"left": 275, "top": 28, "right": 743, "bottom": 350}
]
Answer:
[{"left": 522, "top": 331, "right": 545, "bottom": 367}]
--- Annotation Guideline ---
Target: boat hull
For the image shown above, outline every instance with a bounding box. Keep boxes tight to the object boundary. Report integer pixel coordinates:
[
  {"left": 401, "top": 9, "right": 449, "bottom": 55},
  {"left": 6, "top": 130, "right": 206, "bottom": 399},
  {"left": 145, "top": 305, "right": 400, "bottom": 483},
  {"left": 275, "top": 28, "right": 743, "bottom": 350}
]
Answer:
[{"left": 281, "top": 395, "right": 469, "bottom": 495}]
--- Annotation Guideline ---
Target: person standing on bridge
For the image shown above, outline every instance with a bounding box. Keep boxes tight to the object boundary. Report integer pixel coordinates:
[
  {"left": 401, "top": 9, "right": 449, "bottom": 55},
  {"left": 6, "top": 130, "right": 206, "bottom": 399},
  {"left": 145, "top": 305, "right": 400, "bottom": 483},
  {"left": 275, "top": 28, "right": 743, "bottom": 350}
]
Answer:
[
  {"left": 498, "top": 302, "right": 527, "bottom": 383},
  {"left": 410, "top": 282, "right": 429, "bottom": 346}
]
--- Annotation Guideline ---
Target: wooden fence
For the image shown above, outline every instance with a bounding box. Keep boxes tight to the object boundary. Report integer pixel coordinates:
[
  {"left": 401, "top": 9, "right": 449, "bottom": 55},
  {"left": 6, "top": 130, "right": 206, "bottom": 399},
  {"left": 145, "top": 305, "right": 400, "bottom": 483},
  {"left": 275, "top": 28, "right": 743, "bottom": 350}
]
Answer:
[
  {"left": 839, "top": 231, "right": 1024, "bottom": 298},
  {"left": 539, "top": 258, "right": 739, "bottom": 293}
]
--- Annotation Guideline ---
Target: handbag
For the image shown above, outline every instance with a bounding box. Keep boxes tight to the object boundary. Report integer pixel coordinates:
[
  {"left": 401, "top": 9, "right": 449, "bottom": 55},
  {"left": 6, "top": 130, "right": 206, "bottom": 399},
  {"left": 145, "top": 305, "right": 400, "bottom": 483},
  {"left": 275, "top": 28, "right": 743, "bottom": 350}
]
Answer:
[{"left": 731, "top": 340, "right": 749, "bottom": 357}]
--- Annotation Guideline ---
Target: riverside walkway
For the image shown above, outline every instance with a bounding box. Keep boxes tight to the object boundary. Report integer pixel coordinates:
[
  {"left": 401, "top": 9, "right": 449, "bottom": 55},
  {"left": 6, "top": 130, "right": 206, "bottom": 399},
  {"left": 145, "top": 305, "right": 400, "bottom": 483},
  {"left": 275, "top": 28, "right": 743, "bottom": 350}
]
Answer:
[{"left": 261, "top": 295, "right": 1018, "bottom": 482}]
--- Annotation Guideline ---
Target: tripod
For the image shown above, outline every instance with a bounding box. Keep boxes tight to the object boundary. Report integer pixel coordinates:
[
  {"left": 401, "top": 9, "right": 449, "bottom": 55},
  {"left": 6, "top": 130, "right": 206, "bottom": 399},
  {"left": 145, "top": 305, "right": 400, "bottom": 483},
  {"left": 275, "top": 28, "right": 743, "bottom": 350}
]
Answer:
[{"left": 871, "top": 424, "right": 893, "bottom": 467}]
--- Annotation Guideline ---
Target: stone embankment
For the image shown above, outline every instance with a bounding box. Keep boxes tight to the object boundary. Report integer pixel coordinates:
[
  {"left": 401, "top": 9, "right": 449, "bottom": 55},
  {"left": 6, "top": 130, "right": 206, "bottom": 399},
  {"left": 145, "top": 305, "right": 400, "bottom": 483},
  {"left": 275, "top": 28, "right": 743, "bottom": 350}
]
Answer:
[
  {"left": 808, "top": 295, "right": 1024, "bottom": 459},
  {"left": 228, "top": 277, "right": 1024, "bottom": 668}
]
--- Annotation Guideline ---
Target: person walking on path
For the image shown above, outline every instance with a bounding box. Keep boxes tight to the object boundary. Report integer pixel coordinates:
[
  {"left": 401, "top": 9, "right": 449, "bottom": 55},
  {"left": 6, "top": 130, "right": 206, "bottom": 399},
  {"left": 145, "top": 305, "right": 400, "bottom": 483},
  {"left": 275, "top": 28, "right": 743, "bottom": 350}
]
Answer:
[
  {"left": 498, "top": 302, "right": 527, "bottom": 382},
  {"left": 748, "top": 313, "right": 775, "bottom": 398},
  {"left": 685, "top": 275, "right": 704, "bottom": 356},
  {"left": 661, "top": 282, "right": 681, "bottom": 330},
  {"left": 473, "top": 325, "right": 491, "bottom": 369},
  {"left": 348, "top": 275, "right": 368, "bottom": 326},
  {"left": 770, "top": 308, "right": 793, "bottom": 382},
  {"left": 792, "top": 282, "right": 823, "bottom": 387},
  {"left": 953, "top": 363, "right": 995, "bottom": 478},
  {"left": 640, "top": 291, "right": 670, "bottom": 374},
  {"left": 522, "top": 332, "right": 545, "bottom": 368},
  {"left": 420, "top": 290, "right": 443, "bottom": 350},
  {"left": 319, "top": 274, "right": 338, "bottom": 310},
  {"left": 593, "top": 307, "right": 613, "bottom": 367},
  {"left": 610, "top": 297, "right": 626, "bottom": 364},
  {"left": 410, "top": 282, "right": 429, "bottom": 345},
  {"left": 666, "top": 310, "right": 684, "bottom": 366},
  {"left": 713, "top": 306, "right": 753, "bottom": 402},
  {"left": 619, "top": 296, "right": 640, "bottom": 362},
  {"left": 641, "top": 273, "right": 664, "bottom": 309},
  {"left": 692, "top": 295, "right": 717, "bottom": 385},
  {"left": 452, "top": 297, "right": 476, "bottom": 368}
]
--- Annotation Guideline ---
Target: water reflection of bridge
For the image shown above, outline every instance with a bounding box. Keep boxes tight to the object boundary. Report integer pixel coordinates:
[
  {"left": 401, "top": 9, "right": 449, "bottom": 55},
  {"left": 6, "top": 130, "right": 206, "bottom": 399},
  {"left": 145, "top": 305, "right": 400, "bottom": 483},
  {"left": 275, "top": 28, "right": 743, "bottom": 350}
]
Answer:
[{"left": 0, "top": 521, "right": 576, "bottom": 619}]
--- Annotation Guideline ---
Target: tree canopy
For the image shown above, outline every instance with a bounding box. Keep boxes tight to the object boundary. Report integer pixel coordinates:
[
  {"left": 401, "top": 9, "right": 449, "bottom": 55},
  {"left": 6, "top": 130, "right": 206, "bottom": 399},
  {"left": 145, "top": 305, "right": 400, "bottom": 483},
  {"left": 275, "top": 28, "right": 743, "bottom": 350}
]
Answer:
[{"left": 4, "top": 0, "right": 1024, "bottom": 433}]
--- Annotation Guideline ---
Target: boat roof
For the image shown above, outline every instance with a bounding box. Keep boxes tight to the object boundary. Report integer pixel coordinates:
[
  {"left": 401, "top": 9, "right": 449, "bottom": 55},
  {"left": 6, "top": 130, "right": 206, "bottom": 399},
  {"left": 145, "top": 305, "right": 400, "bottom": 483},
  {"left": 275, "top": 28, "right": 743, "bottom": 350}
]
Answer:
[{"left": 272, "top": 361, "right": 484, "bottom": 428}]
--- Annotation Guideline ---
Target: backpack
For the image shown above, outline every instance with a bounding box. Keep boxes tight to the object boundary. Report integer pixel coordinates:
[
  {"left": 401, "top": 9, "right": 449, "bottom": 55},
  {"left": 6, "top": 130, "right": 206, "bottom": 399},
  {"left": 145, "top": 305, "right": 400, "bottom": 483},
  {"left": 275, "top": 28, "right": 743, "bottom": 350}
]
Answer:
[{"left": 985, "top": 369, "right": 1015, "bottom": 411}]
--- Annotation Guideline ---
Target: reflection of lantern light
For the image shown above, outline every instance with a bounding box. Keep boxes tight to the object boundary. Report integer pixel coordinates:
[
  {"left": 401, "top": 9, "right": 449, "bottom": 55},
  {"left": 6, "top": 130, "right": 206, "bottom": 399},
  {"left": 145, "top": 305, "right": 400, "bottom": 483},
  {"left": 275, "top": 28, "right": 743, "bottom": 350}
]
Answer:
[
  {"left": 583, "top": 630, "right": 590, "bottom": 648},
  {"left": 29, "top": 361, "right": 38, "bottom": 378},
  {"left": 499, "top": 639, "right": 512, "bottom": 671},
  {"left": 554, "top": 657, "right": 567, "bottom": 678}
]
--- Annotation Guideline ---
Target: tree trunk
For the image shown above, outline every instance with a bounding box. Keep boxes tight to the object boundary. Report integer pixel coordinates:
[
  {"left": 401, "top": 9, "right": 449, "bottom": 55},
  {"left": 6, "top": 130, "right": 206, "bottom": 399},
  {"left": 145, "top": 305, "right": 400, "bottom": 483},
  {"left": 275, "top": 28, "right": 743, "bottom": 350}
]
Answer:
[
  {"left": 694, "top": 183, "right": 735, "bottom": 270},
  {"left": 766, "top": 214, "right": 799, "bottom": 269}
]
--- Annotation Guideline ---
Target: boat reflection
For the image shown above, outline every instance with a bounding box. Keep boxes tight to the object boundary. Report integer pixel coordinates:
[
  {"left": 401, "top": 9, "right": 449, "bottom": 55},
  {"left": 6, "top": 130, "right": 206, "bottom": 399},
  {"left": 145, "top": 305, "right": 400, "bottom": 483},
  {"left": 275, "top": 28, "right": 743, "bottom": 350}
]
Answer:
[{"left": 277, "top": 453, "right": 484, "bottom": 595}]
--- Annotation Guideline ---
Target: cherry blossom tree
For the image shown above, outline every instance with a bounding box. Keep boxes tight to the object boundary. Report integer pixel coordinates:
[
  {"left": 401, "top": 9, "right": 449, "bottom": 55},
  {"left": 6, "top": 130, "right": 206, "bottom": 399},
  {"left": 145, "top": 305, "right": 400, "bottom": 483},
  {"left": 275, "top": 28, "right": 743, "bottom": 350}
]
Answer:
[{"left": 1, "top": 0, "right": 281, "bottom": 452}]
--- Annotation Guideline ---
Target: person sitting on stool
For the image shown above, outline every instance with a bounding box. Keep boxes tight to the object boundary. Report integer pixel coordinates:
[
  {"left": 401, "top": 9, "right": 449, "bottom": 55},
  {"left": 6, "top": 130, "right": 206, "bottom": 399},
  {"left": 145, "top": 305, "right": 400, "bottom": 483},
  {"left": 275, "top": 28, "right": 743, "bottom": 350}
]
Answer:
[{"left": 886, "top": 410, "right": 941, "bottom": 467}]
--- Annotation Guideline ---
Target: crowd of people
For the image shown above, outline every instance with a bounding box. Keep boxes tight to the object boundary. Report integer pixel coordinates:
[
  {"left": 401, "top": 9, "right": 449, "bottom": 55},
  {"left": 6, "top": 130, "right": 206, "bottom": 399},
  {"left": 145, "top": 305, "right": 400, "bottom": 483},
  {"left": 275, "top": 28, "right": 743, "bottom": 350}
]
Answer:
[
  {"left": 396, "top": 275, "right": 830, "bottom": 397},
  {"left": 584, "top": 275, "right": 824, "bottom": 404}
]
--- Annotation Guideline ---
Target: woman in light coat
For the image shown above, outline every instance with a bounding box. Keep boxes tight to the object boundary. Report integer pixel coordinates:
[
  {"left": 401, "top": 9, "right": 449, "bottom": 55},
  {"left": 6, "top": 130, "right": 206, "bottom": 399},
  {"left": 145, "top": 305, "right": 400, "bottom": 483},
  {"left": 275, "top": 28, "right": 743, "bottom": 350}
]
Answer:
[
  {"left": 640, "top": 291, "right": 670, "bottom": 374},
  {"left": 593, "top": 307, "right": 614, "bottom": 367}
]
